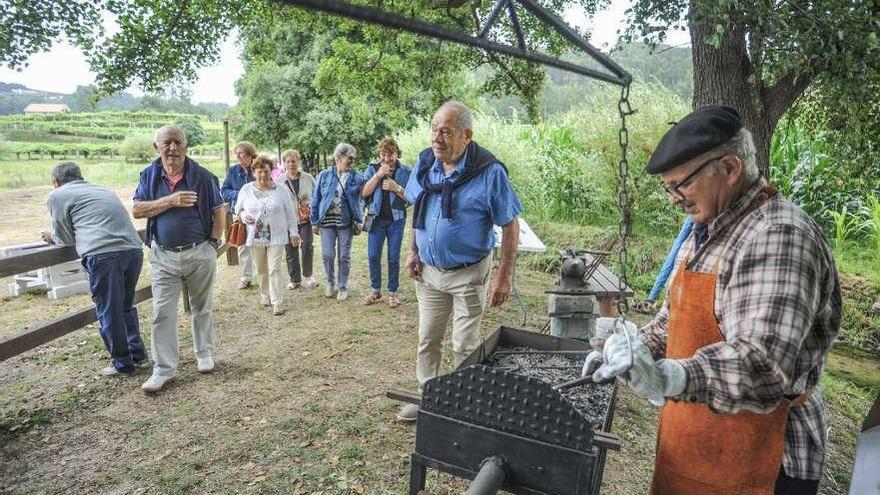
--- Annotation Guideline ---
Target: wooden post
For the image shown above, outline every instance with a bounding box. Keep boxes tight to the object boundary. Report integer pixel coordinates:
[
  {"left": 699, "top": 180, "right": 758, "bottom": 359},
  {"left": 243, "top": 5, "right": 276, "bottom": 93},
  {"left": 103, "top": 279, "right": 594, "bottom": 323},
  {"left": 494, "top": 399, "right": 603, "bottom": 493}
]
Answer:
[{"left": 223, "top": 118, "right": 239, "bottom": 266}]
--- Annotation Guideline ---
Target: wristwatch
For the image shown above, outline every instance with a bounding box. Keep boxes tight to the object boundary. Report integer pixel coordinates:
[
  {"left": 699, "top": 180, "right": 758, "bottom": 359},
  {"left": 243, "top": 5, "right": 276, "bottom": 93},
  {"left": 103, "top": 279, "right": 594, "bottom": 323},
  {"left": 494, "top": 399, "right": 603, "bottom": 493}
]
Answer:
[{"left": 396, "top": 185, "right": 404, "bottom": 195}]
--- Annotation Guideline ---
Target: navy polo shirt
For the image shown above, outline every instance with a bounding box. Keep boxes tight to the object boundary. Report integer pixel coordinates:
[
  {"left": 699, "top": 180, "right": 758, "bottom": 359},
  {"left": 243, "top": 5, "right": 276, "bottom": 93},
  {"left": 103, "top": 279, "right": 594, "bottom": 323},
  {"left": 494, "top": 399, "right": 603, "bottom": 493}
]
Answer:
[{"left": 154, "top": 173, "right": 207, "bottom": 247}]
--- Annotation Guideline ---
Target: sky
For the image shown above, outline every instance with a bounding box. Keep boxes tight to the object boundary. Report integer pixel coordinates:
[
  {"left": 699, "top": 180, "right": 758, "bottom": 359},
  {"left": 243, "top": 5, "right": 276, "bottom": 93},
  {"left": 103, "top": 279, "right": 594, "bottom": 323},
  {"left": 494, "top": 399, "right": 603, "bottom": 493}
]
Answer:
[{"left": 0, "top": 1, "right": 688, "bottom": 105}]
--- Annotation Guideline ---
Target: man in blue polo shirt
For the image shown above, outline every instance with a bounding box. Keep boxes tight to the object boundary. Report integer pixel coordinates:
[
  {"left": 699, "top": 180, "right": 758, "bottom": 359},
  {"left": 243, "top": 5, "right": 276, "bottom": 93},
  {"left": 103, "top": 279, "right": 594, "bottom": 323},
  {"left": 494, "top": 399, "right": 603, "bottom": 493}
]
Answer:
[
  {"left": 133, "top": 125, "right": 226, "bottom": 393},
  {"left": 397, "top": 101, "right": 522, "bottom": 421}
]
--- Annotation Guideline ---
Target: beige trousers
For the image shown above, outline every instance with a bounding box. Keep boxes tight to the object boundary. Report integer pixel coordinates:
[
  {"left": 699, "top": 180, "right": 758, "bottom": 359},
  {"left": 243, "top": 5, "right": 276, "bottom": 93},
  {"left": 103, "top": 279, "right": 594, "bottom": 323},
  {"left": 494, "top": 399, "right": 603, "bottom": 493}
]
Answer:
[
  {"left": 252, "top": 244, "right": 286, "bottom": 306},
  {"left": 415, "top": 255, "right": 492, "bottom": 386}
]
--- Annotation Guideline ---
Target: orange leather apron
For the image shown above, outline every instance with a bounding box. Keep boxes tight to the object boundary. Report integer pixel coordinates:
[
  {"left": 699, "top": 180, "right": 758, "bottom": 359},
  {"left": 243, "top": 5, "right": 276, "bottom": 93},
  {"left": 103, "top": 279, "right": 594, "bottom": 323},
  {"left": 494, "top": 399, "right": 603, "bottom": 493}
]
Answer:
[{"left": 650, "top": 187, "right": 807, "bottom": 495}]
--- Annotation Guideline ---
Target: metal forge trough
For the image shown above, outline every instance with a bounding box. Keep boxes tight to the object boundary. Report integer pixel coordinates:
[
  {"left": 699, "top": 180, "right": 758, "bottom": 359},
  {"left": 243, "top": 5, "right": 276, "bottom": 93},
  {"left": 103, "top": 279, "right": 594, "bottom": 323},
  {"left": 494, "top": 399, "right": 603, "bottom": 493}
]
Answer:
[{"left": 407, "top": 326, "right": 620, "bottom": 495}]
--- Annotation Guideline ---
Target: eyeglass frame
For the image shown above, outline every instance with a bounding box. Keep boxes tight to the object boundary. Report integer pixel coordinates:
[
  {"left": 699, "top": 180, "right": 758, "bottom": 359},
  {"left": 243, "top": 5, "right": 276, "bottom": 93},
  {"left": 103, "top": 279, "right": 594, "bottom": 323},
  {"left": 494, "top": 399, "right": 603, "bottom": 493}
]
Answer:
[{"left": 662, "top": 154, "right": 727, "bottom": 199}]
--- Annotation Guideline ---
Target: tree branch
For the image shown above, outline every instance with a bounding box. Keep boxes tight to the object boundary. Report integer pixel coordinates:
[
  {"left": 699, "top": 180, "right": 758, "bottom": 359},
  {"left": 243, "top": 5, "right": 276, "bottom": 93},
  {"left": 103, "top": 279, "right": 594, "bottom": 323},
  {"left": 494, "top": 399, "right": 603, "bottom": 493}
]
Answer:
[{"left": 764, "top": 71, "right": 813, "bottom": 122}]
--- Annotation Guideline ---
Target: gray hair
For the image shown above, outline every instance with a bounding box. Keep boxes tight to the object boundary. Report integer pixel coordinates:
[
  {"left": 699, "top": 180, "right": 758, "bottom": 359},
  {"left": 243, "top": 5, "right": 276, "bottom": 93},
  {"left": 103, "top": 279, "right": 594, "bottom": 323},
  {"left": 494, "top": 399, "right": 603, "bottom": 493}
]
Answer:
[
  {"left": 154, "top": 125, "right": 187, "bottom": 146},
  {"left": 333, "top": 143, "right": 357, "bottom": 160},
  {"left": 51, "top": 162, "right": 83, "bottom": 185},
  {"left": 693, "top": 128, "right": 760, "bottom": 182},
  {"left": 438, "top": 100, "right": 473, "bottom": 131}
]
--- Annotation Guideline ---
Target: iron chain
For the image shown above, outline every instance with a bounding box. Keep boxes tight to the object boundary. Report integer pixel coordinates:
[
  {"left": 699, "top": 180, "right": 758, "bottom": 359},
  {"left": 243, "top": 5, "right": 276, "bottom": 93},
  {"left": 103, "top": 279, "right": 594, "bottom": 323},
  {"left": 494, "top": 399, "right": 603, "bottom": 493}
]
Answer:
[{"left": 616, "top": 83, "right": 635, "bottom": 320}]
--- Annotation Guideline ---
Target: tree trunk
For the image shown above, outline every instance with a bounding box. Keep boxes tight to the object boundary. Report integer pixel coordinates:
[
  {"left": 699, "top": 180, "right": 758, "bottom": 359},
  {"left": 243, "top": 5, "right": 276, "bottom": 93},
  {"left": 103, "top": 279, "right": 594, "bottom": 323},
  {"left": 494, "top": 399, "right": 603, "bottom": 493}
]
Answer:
[{"left": 689, "top": 4, "right": 811, "bottom": 178}]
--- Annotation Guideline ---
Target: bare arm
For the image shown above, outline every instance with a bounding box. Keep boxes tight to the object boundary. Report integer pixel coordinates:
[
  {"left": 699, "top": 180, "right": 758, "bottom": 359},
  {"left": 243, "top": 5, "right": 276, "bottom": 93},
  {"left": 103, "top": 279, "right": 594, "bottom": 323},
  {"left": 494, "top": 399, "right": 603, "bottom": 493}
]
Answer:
[
  {"left": 132, "top": 191, "right": 196, "bottom": 219},
  {"left": 211, "top": 205, "right": 227, "bottom": 240},
  {"left": 488, "top": 218, "right": 519, "bottom": 307}
]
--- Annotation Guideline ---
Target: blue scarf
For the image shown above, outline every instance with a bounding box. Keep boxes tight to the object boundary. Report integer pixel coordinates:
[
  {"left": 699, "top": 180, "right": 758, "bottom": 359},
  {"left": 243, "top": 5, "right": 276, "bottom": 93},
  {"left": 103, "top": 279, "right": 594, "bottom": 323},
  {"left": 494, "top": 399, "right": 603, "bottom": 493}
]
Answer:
[{"left": 411, "top": 141, "right": 506, "bottom": 229}]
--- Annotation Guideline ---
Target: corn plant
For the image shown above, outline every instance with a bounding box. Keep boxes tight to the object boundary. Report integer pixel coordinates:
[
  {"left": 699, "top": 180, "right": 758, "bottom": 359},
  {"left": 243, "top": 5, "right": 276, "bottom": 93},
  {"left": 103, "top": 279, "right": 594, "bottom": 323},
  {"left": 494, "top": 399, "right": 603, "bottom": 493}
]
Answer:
[
  {"left": 861, "top": 194, "right": 880, "bottom": 265},
  {"left": 825, "top": 205, "right": 865, "bottom": 251}
]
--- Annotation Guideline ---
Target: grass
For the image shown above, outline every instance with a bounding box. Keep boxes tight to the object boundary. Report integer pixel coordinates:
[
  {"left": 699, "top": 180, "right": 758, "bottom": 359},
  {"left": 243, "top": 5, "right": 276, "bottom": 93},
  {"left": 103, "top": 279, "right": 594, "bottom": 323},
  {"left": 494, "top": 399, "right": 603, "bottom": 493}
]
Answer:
[{"left": 0, "top": 156, "right": 228, "bottom": 189}]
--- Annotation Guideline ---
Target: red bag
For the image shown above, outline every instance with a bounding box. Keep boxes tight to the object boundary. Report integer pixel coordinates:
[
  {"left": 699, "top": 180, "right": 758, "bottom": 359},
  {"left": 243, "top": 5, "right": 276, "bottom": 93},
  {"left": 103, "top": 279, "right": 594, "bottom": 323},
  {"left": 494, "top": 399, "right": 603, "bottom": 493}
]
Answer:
[{"left": 227, "top": 220, "right": 247, "bottom": 247}]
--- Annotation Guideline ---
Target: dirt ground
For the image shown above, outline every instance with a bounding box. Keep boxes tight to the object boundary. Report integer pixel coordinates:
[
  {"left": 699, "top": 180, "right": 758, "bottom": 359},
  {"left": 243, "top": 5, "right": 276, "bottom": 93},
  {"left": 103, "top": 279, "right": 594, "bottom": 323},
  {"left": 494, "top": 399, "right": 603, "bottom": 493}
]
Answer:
[{"left": 0, "top": 186, "right": 869, "bottom": 494}]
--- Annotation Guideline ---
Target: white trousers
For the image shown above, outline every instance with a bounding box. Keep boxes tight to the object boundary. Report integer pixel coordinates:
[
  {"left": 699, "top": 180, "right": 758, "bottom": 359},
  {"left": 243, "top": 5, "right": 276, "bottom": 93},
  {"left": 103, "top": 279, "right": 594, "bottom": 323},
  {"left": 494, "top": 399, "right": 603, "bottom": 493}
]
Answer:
[
  {"left": 415, "top": 255, "right": 492, "bottom": 386},
  {"left": 238, "top": 244, "right": 255, "bottom": 282},
  {"left": 148, "top": 242, "right": 216, "bottom": 377},
  {"left": 252, "top": 244, "right": 286, "bottom": 306}
]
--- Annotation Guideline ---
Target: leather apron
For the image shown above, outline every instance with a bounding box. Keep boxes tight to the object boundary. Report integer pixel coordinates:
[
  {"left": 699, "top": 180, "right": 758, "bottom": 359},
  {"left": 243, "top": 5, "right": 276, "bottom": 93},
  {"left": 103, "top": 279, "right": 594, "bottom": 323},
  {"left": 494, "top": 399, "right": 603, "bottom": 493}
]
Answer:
[{"left": 650, "top": 187, "right": 808, "bottom": 495}]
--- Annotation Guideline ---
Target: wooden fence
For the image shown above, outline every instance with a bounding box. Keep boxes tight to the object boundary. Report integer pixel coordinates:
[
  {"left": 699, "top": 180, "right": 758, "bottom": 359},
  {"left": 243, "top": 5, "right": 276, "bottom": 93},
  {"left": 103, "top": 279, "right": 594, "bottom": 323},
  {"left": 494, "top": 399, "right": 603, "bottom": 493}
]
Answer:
[{"left": 0, "top": 231, "right": 229, "bottom": 362}]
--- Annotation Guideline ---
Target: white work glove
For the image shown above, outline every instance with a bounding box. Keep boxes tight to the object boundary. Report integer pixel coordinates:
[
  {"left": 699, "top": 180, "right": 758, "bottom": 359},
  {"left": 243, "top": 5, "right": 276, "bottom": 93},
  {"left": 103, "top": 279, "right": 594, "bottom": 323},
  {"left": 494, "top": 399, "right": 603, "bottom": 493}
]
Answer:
[
  {"left": 590, "top": 332, "right": 687, "bottom": 407},
  {"left": 582, "top": 318, "right": 639, "bottom": 378}
]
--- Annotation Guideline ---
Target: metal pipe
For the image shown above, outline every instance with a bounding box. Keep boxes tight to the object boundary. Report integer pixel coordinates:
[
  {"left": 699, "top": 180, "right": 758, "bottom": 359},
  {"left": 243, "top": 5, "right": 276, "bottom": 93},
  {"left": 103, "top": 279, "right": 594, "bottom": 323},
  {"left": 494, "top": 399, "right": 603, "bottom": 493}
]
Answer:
[
  {"left": 275, "top": 0, "right": 630, "bottom": 86},
  {"left": 464, "top": 456, "right": 507, "bottom": 495}
]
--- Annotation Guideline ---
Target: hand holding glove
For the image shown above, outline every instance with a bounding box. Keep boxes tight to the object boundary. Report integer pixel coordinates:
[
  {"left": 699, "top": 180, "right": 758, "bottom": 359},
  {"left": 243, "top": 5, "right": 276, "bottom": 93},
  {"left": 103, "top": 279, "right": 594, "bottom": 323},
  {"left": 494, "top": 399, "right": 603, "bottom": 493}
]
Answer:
[{"left": 589, "top": 331, "right": 687, "bottom": 407}]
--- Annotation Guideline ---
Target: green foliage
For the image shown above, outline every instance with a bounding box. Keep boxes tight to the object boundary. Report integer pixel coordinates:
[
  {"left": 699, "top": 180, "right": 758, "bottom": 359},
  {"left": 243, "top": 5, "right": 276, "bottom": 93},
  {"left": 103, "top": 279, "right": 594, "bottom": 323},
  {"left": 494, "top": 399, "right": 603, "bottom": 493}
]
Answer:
[
  {"left": 173, "top": 117, "right": 206, "bottom": 147},
  {"left": 120, "top": 136, "right": 156, "bottom": 163},
  {"left": 826, "top": 206, "right": 864, "bottom": 252},
  {"left": 862, "top": 195, "right": 880, "bottom": 266}
]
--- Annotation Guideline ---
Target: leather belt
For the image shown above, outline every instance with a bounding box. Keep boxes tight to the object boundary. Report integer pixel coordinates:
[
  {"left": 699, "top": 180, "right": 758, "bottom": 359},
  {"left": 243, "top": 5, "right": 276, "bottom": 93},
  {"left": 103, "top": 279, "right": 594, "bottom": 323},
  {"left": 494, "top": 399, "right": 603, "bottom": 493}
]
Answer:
[
  {"left": 158, "top": 241, "right": 202, "bottom": 252},
  {"left": 437, "top": 256, "right": 487, "bottom": 272}
]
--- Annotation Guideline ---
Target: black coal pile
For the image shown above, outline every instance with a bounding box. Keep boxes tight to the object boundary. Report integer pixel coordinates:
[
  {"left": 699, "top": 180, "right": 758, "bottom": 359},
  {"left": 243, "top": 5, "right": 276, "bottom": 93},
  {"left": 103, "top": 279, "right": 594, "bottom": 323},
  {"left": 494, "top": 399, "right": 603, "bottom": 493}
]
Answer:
[{"left": 483, "top": 346, "right": 614, "bottom": 430}]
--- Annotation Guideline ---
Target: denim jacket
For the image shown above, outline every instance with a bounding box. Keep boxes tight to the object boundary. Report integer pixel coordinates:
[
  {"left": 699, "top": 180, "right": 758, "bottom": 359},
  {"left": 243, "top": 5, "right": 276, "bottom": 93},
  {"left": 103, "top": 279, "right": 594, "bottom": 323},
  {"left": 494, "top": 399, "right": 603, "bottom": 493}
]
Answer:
[
  {"left": 310, "top": 167, "right": 365, "bottom": 225},
  {"left": 363, "top": 161, "right": 411, "bottom": 222},
  {"left": 220, "top": 163, "right": 254, "bottom": 211}
]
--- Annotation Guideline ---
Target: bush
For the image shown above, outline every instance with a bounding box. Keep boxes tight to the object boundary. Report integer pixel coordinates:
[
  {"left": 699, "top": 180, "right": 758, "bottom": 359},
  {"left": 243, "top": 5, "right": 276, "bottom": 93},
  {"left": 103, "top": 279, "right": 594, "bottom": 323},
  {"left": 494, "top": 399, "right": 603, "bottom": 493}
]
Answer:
[
  {"left": 120, "top": 136, "right": 156, "bottom": 163},
  {"left": 174, "top": 117, "right": 207, "bottom": 148}
]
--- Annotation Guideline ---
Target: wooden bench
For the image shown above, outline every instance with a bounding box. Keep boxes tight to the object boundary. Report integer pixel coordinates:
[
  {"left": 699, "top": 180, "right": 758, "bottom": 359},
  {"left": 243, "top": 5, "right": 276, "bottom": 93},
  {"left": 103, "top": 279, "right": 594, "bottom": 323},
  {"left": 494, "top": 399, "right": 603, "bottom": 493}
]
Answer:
[{"left": 584, "top": 253, "right": 634, "bottom": 317}]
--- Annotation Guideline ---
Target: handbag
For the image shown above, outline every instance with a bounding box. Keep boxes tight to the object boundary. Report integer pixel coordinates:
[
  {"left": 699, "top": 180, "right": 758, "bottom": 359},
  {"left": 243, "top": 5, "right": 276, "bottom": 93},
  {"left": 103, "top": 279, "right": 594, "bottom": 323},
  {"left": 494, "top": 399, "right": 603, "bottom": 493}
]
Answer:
[
  {"left": 362, "top": 212, "right": 376, "bottom": 233},
  {"left": 298, "top": 202, "right": 311, "bottom": 223},
  {"left": 227, "top": 220, "right": 247, "bottom": 247},
  {"left": 285, "top": 178, "right": 312, "bottom": 223},
  {"left": 333, "top": 172, "right": 362, "bottom": 236}
]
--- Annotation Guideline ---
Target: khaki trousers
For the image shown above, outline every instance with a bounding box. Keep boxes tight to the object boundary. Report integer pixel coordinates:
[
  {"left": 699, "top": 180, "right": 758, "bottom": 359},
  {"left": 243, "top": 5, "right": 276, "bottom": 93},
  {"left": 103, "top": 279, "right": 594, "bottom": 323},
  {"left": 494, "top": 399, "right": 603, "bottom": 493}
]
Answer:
[
  {"left": 252, "top": 244, "right": 286, "bottom": 306},
  {"left": 415, "top": 255, "right": 492, "bottom": 386},
  {"left": 238, "top": 244, "right": 255, "bottom": 282},
  {"left": 148, "top": 242, "right": 216, "bottom": 378}
]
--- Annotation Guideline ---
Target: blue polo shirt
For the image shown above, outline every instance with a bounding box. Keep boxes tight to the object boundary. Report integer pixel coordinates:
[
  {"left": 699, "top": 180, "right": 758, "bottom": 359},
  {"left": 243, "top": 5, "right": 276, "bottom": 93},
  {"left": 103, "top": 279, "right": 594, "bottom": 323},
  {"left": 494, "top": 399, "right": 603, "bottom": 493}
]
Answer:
[
  {"left": 405, "top": 153, "right": 522, "bottom": 269},
  {"left": 134, "top": 160, "right": 224, "bottom": 248}
]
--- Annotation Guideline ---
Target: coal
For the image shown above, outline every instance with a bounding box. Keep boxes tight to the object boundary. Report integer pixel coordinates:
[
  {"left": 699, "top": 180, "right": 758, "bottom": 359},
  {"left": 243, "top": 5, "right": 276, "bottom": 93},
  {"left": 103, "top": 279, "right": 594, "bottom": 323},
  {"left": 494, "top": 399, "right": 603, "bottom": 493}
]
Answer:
[{"left": 482, "top": 346, "right": 614, "bottom": 431}]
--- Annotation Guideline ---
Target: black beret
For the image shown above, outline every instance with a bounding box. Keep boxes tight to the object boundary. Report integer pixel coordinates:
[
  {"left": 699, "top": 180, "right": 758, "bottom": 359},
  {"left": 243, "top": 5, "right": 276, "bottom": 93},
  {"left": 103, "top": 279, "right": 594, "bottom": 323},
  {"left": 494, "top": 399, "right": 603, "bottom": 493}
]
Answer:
[{"left": 645, "top": 105, "right": 742, "bottom": 174}]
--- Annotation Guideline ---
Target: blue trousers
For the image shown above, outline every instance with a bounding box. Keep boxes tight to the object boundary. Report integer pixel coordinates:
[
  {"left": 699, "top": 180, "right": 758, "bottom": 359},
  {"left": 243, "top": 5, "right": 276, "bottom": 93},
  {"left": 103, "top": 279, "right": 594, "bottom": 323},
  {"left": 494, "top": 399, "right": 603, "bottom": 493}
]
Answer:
[
  {"left": 367, "top": 217, "right": 405, "bottom": 294},
  {"left": 320, "top": 226, "right": 353, "bottom": 290},
  {"left": 82, "top": 248, "right": 147, "bottom": 372}
]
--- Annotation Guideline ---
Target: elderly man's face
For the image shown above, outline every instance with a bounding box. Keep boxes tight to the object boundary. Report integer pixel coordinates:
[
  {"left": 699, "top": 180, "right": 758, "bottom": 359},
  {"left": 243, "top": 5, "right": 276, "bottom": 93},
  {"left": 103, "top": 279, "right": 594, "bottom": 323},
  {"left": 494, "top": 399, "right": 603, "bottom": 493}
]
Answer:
[
  {"left": 431, "top": 106, "right": 472, "bottom": 166},
  {"left": 154, "top": 128, "right": 187, "bottom": 170},
  {"left": 336, "top": 153, "right": 354, "bottom": 172},
  {"left": 661, "top": 154, "right": 739, "bottom": 225}
]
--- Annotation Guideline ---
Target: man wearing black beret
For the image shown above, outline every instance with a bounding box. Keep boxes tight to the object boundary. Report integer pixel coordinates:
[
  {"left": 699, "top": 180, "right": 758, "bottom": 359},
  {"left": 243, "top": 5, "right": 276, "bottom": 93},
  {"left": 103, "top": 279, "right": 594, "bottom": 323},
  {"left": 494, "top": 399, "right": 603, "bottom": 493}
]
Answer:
[{"left": 583, "top": 106, "right": 841, "bottom": 494}]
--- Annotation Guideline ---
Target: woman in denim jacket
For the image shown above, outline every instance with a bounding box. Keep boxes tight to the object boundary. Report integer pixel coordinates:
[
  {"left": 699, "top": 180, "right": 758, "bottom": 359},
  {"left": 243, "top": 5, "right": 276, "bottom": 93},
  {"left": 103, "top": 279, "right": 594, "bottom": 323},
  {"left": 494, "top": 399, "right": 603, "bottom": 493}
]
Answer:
[
  {"left": 360, "top": 138, "right": 411, "bottom": 308},
  {"left": 310, "top": 143, "right": 364, "bottom": 302}
]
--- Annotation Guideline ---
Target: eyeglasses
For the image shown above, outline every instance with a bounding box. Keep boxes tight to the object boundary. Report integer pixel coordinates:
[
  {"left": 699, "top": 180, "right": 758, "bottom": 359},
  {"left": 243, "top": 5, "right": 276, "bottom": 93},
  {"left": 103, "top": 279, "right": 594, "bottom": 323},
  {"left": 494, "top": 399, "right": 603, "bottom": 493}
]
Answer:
[{"left": 662, "top": 155, "right": 725, "bottom": 199}]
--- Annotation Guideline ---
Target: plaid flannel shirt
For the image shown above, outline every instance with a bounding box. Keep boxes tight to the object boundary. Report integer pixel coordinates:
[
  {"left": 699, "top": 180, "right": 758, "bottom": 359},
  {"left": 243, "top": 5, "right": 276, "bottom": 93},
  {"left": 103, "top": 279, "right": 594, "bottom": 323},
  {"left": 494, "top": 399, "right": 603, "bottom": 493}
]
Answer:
[{"left": 642, "top": 178, "right": 842, "bottom": 480}]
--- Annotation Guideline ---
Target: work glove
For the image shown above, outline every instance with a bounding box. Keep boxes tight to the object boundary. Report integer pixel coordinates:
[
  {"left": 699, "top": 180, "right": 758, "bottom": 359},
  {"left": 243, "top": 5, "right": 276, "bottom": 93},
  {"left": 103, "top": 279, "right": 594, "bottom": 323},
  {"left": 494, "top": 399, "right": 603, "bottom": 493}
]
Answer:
[
  {"left": 591, "top": 332, "right": 687, "bottom": 407},
  {"left": 582, "top": 318, "right": 638, "bottom": 378}
]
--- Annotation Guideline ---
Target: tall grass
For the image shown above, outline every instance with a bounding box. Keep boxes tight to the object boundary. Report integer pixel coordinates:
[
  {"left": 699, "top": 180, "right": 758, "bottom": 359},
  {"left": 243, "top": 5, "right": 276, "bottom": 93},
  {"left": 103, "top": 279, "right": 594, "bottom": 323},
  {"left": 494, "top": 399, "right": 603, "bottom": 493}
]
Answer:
[
  {"left": 396, "top": 80, "right": 689, "bottom": 231},
  {"left": 862, "top": 194, "right": 880, "bottom": 267}
]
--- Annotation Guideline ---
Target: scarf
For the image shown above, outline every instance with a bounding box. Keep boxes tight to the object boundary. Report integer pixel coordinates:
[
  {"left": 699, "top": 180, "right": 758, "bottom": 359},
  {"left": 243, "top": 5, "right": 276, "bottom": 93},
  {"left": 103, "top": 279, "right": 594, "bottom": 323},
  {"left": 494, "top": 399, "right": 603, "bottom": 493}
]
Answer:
[{"left": 411, "top": 140, "right": 506, "bottom": 229}]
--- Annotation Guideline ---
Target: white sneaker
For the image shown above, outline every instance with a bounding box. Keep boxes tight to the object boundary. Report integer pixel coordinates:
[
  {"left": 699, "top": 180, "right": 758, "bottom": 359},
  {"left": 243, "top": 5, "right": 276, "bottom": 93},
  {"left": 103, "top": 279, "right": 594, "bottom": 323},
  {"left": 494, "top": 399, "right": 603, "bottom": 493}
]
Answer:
[
  {"left": 303, "top": 277, "right": 317, "bottom": 289},
  {"left": 196, "top": 356, "right": 215, "bottom": 373},
  {"left": 324, "top": 285, "right": 337, "bottom": 298},
  {"left": 260, "top": 295, "right": 271, "bottom": 307},
  {"left": 336, "top": 289, "right": 348, "bottom": 302},
  {"left": 141, "top": 373, "right": 176, "bottom": 393},
  {"left": 273, "top": 304, "right": 285, "bottom": 316},
  {"left": 287, "top": 282, "right": 299, "bottom": 290},
  {"left": 101, "top": 365, "right": 134, "bottom": 377},
  {"left": 396, "top": 404, "right": 419, "bottom": 422}
]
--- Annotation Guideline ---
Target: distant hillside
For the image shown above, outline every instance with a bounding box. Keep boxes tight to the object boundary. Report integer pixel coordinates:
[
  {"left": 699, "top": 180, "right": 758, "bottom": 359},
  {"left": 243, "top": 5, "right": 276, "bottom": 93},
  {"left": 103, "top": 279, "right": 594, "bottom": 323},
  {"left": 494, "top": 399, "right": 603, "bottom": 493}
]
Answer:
[
  {"left": 482, "top": 42, "right": 694, "bottom": 120},
  {"left": 0, "top": 83, "right": 230, "bottom": 117}
]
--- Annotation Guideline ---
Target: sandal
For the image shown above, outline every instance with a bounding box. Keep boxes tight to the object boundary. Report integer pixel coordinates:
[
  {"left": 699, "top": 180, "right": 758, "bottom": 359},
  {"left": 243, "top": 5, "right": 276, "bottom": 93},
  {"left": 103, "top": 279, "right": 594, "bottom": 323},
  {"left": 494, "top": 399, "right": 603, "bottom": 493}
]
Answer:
[
  {"left": 362, "top": 292, "right": 382, "bottom": 305},
  {"left": 388, "top": 294, "right": 401, "bottom": 308}
]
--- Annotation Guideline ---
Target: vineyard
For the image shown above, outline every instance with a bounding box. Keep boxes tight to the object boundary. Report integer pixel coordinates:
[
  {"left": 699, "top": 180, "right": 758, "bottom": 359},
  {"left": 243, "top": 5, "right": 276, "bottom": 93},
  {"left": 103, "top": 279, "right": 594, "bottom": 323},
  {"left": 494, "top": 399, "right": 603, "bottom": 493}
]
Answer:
[{"left": 0, "top": 111, "right": 225, "bottom": 160}]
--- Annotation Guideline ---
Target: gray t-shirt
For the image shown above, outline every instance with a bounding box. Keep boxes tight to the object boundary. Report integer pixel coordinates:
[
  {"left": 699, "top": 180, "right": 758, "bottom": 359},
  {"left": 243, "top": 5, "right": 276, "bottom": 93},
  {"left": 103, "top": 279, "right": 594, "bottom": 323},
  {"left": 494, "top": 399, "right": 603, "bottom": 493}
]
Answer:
[{"left": 47, "top": 180, "right": 143, "bottom": 256}]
